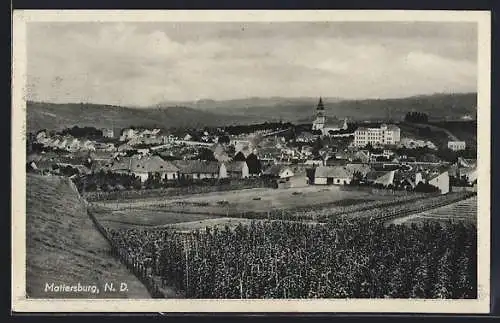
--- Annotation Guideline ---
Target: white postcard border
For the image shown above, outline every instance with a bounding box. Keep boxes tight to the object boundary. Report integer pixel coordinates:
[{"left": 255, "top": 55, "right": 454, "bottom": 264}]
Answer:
[{"left": 11, "top": 10, "right": 491, "bottom": 313}]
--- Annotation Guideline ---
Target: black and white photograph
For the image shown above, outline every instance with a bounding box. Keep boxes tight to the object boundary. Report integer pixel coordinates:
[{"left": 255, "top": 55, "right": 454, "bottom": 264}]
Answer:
[{"left": 12, "top": 10, "right": 491, "bottom": 313}]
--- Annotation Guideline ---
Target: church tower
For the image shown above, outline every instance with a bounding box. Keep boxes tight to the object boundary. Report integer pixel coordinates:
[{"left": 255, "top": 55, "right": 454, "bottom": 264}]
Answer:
[{"left": 312, "top": 97, "right": 326, "bottom": 131}]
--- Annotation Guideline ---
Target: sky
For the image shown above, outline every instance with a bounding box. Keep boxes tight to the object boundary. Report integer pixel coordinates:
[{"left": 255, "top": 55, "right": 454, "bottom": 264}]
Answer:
[{"left": 27, "top": 21, "right": 478, "bottom": 107}]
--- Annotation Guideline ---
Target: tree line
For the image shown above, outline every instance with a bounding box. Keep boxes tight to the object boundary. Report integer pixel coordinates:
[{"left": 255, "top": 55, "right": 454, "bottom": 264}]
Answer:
[{"left": 405, "top": 112, "right": 429, "bottom": 123}]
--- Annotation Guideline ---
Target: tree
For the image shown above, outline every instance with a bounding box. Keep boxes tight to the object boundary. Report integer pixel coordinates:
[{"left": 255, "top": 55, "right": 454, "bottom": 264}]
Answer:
[
  {"left": 233, "top": 151, "right": 247, "bottom": 162},
  {"left": 144, "top": 172, "right": 155, "bottom": 189},
  {"left": 436, "top": 148, "right": 458, "bottom": 163},
  {"left": 311, "top": 137, "right": 324, "bottom": 156},
  {"left": 59, "top": 125, "right": 103, "bottom": 139},
  {"left": 246, "top": 153, "right": 262, "bottom": 175},
  {"left": 133, "top": 177, "right": 142, "bottom": 190},
  {"left": 351, "top": 171, "right": 364, "bottom": 185},
  {"left": 405, "top": 112, "right": 429, "bottom": 123},
  {"left": 414, "top": 182, "right": 440, "bottom": 193},
  {"left": 196, "top": 148, "right": 216, "bottom": 161},
  {"left": 218, "top": 135, "right": 230, "bottom": 145}
]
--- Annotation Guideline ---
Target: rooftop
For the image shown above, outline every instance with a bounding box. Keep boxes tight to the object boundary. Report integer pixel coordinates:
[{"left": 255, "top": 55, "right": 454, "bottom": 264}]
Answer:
[
  {"left": 172, "top": 160, "right": 220, "bottom": 174},
  {"left": 315, "top": 166, "right": 350, "bottom": 179}
]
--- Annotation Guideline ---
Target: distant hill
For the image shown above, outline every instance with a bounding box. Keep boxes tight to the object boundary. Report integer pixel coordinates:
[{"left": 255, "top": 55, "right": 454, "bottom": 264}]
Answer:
[
  {"left": 27, "top": 93, "right": 476, "bottom": 133},
  {"left": 26, "top": 174, "right": 150, "bottom": 298},
  {"left": 26, "top": 101, "right": 256, "bottom": 133},
  {"left": 158, "top": 96, "right": 343, "bottom": 111},
  {"left": 191, "top": 93, "right": 477, "bottom": 123}
]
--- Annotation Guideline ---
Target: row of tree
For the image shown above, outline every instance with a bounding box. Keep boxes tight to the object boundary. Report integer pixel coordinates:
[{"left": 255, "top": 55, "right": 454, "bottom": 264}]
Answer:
[
  {"left": 58, "top": 126, "right": 104, "bottom": 139},
  {"left": 405, "top": 112, "right": 429, "bottom": 123}
]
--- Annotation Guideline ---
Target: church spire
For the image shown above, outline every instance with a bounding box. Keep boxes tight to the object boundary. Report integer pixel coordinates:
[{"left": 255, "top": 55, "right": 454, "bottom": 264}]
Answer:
[{"left": 317, "top": 97, "right": 325, "bottom": 110}]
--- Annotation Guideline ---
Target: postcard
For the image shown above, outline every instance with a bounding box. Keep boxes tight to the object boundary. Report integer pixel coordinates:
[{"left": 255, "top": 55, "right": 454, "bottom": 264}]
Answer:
[{"left": 12, "top": 10, "right": 491, "bottom": 313}]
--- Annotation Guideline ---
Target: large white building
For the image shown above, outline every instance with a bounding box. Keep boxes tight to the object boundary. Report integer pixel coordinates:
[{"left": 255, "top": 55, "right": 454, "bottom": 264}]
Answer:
[{"left": 353, "top": 124, "right": 401, "bottom": 147}]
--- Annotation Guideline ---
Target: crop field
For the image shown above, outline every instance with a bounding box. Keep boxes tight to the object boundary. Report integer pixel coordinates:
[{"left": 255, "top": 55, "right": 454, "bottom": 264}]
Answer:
[
  {"left": 94, "top": 186, "right": 380, "bottom": 210},
  {"left": 91, "top": 186, "right": 409, "bottom": 229},
  {"left": 96, "top": 210, "right": 223, "bottom": 230},
  {"left": 390, "top": 196, "right": 477, "bottom": 226}
]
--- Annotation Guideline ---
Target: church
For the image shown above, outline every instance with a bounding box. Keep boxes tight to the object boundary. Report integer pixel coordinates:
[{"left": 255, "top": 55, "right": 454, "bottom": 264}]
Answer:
[{"left": 312, "top": 97, "right": 348, "bottom": 136}]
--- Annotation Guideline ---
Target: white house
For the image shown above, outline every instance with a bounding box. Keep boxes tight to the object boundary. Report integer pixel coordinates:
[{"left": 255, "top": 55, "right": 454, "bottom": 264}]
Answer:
[
  {"left": 36, "top": 130, "right": 48, "bottom": 142},
  {"left": 120, "top": 128, "right": 138, "bottom": 142},
  {"left": 427, "top": 171, "right": 450, "bottom": 194},
  {"left": 314, "top": 166, "right": 351, "bottom": 185},
  {"left": 173, "top": 160, "right": 221, "bottom": 180},
  {"left": 81, "top": 140, "right": 96, "bottom": 151},
  {"left": 66, "top": 138, "right": 81, "bottom": 152},
  {"left": 102, "top": 128, "right": 114, "bottom": 138},
  {"left": 219, "top": 161, "right": 250, "bottom": 179},
  {"left": 448, "top": 141, "right": 466, "bottom": 151},
  {"left": 129, "top": 156, "right": 179, "bottom": 182},
  {"left": 262, "top": 165, "right": 294, "bottom": 179}
]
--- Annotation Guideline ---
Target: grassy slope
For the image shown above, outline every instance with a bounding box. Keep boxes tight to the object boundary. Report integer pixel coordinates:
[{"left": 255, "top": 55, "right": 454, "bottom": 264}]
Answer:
[{"left": 26, "top": 174, "right": 150, "bottom": 298}]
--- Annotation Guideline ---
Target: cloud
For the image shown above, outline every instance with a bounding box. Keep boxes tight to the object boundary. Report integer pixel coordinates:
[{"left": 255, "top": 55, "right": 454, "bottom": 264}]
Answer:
[{"left": 27, "top": 22, "right": 477, "bottom": 106}]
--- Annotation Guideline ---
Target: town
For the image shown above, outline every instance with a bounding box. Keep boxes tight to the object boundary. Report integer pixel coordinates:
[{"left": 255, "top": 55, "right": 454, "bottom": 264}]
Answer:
[
  {"left": 25, "top": 97, "right": 478, "bottom": 300},
  {"left": 27, "top": 97, "right": 477, "bottom": 196}
]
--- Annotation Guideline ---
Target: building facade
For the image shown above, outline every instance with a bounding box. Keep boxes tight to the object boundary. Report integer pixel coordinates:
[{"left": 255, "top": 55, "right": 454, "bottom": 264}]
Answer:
[
  {"left": 427, "top": 171, "right": 450, "bottom": 194},
  {"left": 314, "top": 166, "right": 351, "bottom": 185},
  {"left": 312, "top": 97, "right": 326, "bottom": 131},
  {"left": 353, "top": 124, "right": 401, "bottom": 147},
  {"left": 447, "top": 141, "right": 466, "bottom": 151},
  {"left": 311, "top": 97, "right": 348, "bottom": 135},
  {"left": 102, "top": 128, "right": 114, "bottom": 138},
  {"left": 219, "top": 161, "right": 250, "bottom": 179}
]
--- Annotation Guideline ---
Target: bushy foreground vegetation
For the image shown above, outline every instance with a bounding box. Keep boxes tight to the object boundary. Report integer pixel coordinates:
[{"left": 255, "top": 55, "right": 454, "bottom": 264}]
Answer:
[{"left": 106, "top": 219, "right": 476, "bottom": 299}]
